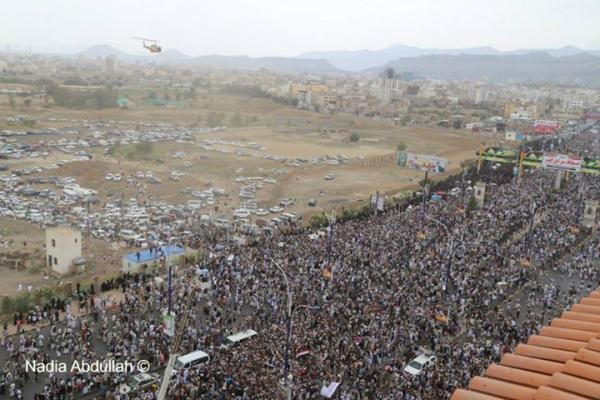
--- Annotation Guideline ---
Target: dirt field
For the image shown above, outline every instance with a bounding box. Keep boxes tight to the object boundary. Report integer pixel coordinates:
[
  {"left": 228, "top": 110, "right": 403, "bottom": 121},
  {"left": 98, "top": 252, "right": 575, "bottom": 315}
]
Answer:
[
  {"left": 2, "top": 94, "right": 486, "bottom": 215},
  {"left": 0, "top": 217, "right": 131, "bottom": 297},
  {"left": 0, "top": 94, "right": 492, "bottom": 293}
]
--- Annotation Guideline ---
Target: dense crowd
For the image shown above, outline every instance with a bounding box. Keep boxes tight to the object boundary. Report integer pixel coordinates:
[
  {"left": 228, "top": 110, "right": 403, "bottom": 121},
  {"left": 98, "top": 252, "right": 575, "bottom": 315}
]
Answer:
[{"left": 1, "top": 127, "right": 600, "bottom": 399}]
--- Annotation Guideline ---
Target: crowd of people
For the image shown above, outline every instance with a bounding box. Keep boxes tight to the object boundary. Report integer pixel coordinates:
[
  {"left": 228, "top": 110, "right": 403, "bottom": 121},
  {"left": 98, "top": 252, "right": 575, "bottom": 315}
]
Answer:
[{"left": 1, "top": 127, "right": 600, "bottom": 399}]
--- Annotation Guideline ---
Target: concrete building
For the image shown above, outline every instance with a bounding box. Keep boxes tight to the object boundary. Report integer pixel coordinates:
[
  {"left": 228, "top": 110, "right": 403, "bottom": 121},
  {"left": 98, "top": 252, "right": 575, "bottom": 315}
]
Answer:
[
  {"left": 122, "top": 245, "right": 186, "bottom": 273},
  {"left": 45, "top": 226, "right": 83, "bottom": 275},
  {"left": 104, "top": 55, "right": 116, "bottom": 75}
]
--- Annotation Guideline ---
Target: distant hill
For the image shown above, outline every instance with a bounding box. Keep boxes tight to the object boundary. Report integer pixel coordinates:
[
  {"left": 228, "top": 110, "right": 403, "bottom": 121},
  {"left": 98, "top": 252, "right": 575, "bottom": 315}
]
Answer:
[
  {"left": 300, "top": 43, "right": 600, "bottom": 71},
  {"left": 75, "top": 45, "right": 339, "bottom": 74},
  {"left": 78, "top": 44, "right": 131, "bottom": 59},
  {"left": 365, "top": 52, "right": 600, "bottom": 84}
]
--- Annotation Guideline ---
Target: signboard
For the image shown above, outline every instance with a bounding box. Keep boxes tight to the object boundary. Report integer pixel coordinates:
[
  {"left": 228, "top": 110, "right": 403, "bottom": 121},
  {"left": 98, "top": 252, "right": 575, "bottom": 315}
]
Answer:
[
  {"left": 163, "top": 313, "right": 175, "bottom": 337},
  {"left": 474, "top": 182, "right": 486, "bottom": 208},
  {"left": 397, "top": 151, "right": 408, "bottom": 166},
  {"left": 542, "top": 153, "right": 582, "bottom": 171},
  {"left": 376, "top": 196, "right": 385, "bottom": 211},
  {"left": 534, "top": 120, "right": 559, "bottom": 134},
  {"left": 582, "top": 200, "right": 598, "bottom": 228},
  {"left": 320, "top": 382, "right": 340, "bottom": 398},
  {"left": 505, "top": 131, "right": 525, "bottom": 142},
  {"left": 405, "top": 153, "right": 447, "bottom": 173}
]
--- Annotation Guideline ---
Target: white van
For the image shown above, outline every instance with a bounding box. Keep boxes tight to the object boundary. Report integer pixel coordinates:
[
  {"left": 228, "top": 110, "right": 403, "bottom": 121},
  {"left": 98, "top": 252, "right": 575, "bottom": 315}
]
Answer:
[
  {"left": 172, "top": 350, "right": 210, "bottom": 375},
  {"left": 220, "top": 329, "right": 258, "bottom": 350}
]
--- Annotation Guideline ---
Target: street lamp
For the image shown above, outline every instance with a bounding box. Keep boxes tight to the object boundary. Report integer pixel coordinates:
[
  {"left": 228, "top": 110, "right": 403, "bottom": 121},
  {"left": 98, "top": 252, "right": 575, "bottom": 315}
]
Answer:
[
  {"left": 268, "top": 255, "right": 320, "bottom": 400},
  {"left": 317, "top": 207, "right": 336, "bottom": 280},
  {"left": 423, "top": 215, "right": 454, "bottom": 295},
  {"left": 524, "top": 202, "right": 551, "bottom": 253}
]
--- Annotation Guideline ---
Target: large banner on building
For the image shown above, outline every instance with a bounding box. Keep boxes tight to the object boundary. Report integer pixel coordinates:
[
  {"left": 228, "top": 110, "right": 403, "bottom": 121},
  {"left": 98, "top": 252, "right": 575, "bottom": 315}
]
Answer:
[
  {"left": 542, "top": 153, "right": 582, "bottom": 171},
  {"left": 402, "top": 153, "right": 448, "bottom": 173}
]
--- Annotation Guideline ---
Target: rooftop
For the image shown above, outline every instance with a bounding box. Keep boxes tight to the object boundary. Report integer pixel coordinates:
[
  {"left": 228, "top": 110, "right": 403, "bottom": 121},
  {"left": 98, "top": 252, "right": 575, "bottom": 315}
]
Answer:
[
  {"left": 451, "top": 286, "right": 600, "bottom": 400},
  {"left": 123, "top": 245, "right": 185, "bottom": 263}
]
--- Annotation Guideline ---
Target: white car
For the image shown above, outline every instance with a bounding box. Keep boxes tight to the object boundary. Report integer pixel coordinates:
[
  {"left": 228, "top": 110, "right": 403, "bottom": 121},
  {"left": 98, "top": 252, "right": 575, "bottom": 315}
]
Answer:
[
  {"left": 269, "top": 206, "right": 283, "bottom": 213},
  {"left": 324, "top": 174, "right": 335, "bottom": 181},
  {"left": 234, "top": 209, "right": 250, "bottom": 219},
  {"left": 403, "top": 353, "right": 437, "bottom": 376},
  {"left": 118, "top": 372, "right": 160, "bottom": 395},
  {"left": 255, "top": 208, "right": 269, "bottom": 216}
]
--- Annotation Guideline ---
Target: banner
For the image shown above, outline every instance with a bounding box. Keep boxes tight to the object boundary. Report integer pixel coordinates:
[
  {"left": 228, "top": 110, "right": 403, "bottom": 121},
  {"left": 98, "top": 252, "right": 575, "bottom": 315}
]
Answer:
[
  {"left": 397, "top": 151, "right": 408, "bottom": 166},
  {"left": 163, "top": 313, "right": 175, "bottom": 337},
  {"left": 542, "top": 153, "right": 582, "bottom": 171},
  {"left": 582, "top": 200, "right": 598, "bottom": 228},
  {"left": 474, "top": 182, "right": 486, "bottom": 208},
  {"left": 405, "top": 153, "right": 447, "bottom": 173},
  {"left": 320, "top": 382, "right": 340, "bottom": 398}
]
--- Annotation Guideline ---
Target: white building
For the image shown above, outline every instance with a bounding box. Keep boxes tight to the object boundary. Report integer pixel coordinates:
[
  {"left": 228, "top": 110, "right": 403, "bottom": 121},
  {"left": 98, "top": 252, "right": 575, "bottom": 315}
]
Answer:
[{"left": 45, "top": 226, "right": 83, "bottom": 275}]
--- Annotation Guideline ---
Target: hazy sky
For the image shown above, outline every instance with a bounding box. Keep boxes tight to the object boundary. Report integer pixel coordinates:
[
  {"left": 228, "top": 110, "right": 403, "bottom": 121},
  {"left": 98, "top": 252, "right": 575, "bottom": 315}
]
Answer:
[{"left": 3, "top": 0, "right": 600, "bottom": 56}]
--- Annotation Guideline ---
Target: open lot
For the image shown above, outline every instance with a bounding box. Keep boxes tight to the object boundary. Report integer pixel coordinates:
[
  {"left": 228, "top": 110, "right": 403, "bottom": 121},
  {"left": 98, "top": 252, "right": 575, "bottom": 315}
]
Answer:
[
  {"left": 0, "top": 95, "right": 485, "bottom": 291},
  {"left": 0, "top": 217, "right": 130, "bottom": 297}
]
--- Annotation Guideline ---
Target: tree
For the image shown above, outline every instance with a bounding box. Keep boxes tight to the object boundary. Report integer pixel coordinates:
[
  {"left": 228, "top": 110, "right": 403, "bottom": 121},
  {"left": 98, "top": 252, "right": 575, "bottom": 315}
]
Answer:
[
  {"left": 396, "top": 142, "right": 407, "bottom": 151},
  {"left": 1, "top": 295, "right": 13, "bottom": 314},
  {"left": 22, "top": 119, "right": 36, "bottom": 128},
  {"left": 128, "top": 142, "right": 154, "bottom": 160},
  {"left": 9, "top": 95, "right": 16, "bottom": 109},
  {"left": 14, "top": 293, "right": 32, "bottom": 314},
  {"left": 230, "top": 112, "right": 243, "bottom": 127},
  {"left": 467, "top": 195, "right": 478, "bottom": 216},
  {"left": 350, "top": 132, "right": 360, "bottom": 142},
  {"left": 206, "top": 112, "right": 225, "bottom": 128}
]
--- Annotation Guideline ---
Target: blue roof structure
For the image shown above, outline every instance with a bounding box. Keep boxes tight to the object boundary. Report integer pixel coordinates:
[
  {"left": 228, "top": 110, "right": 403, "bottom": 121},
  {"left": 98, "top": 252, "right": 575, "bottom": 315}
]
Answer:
[{"left": 123, "top": 245, "right": 185, "bottom": 263}]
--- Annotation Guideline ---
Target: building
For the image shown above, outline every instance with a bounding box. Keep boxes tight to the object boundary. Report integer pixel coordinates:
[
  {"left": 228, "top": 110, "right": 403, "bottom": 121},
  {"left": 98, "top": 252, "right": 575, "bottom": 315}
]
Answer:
[
  {"left": 45, "top": 226, "right": 83, "bottom": 275},
  {"left": 451, "top": 285, "right": 600, "bottom": 400},
  {"left": 122, "top": 245, "right": 186, "bottom": 273},
  {"left": 104, "top": 55, "right": 116, "bottom": 75}
]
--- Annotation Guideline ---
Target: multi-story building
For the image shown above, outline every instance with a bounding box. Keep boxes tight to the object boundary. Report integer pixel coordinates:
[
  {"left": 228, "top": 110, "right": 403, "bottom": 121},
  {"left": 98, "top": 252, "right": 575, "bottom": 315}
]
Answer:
[{"left": 45, "top": 226, "right": 83, "bottom": 275}]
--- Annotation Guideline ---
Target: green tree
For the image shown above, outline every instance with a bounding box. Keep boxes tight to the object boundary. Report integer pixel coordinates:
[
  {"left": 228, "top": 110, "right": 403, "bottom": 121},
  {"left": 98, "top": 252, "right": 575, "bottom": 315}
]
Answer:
[
  {"left": 23, "top": 98, "right": 32, "bottom": 107},
  {"left": 206, "top": 112, "right": 225, "bottom": 128},
  {"left": 230, "top": 112, "right": 243, "bottom": 127},
  {"left": 1, "top": 296, "right": 14, "bottom": 314},
  {"left": 128, "top": 142, "right": 154, "bottom": 160},
  {"left": 22, "top": 119, "right": 36, "bottom": 128},
  {"left": 467, "top": 195, "right": 478, "bottom": 216},
  {"left": 14, "top": 293, "right": 32, "bottom": 314},
  {"left": 9, "top": 94, "right": 16, "bottom": 109},
  {"left": 349, "top": 132, "right": 360, "bottom": 142},
  {"left": 396, "top": 142, "right": 407, "bottom": 151}
]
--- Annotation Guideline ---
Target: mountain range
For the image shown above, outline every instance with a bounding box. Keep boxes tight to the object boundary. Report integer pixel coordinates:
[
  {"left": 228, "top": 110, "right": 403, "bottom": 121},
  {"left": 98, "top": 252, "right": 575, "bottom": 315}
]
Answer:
[
  {"left": 71, "top": 43, "right": 600, "bottom": 83},
  {"left": 300, "top": 43, "right": 600, "bottom": 71},
  {"left": 368, "top": 52, "right": 600, "bottom": 84},
  {"left": 76, "top": 44, "right": 340, "bottom": 74}
]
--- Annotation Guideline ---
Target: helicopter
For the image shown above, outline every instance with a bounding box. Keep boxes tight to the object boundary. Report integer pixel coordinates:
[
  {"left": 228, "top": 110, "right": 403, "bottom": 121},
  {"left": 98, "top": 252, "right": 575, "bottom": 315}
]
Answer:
[{"left": 132, "top": 37, "right": 162, "bottom": 53}]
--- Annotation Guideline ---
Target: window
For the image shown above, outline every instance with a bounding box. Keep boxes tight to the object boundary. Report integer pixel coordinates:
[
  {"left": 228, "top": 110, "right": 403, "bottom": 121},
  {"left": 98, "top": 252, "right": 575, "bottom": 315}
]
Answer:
[
  {"left": 74, "top": 238, "right": 78, "bottom": 243},
  {"left": 52, "top": 239, "right": 56, "bottom": 247},
  {"left": 54, "top": 257, "right": 57, "bottom": 265}
]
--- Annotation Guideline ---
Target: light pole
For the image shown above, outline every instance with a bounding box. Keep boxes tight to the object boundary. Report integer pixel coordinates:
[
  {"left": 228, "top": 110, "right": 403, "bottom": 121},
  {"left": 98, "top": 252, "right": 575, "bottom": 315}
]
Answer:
[
  {"left": 269, "top": 255, "right": 320, "bottom": 400},
  {"left": 423, "top": 215, "right": 454, "bottom": 295},
  {"left": 317, "top": 207, "right": 336, "bottom": 280},
  {"left": 524, "top": 202, "right": 551, "bottom": 253}
]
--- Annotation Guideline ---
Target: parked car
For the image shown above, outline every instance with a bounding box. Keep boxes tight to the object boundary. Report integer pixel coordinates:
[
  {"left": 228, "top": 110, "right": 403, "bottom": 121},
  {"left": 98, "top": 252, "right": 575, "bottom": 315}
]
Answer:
[
  {"left": 403, "top": 352, "right": 437, "bottom": 376},
  {"left": 118, "top": 372, "right": 161, "bottom": 395}
]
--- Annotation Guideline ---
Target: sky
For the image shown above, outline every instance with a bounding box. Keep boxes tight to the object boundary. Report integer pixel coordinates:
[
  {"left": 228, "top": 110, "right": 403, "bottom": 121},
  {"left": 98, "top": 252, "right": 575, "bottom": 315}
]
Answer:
[{"left": 2, "top": 0, "right": 600, "bottom": 56}]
